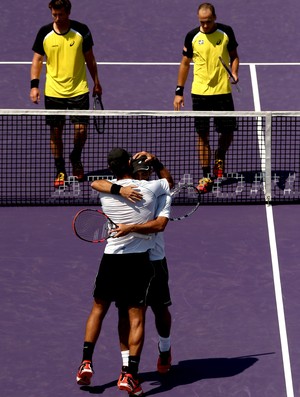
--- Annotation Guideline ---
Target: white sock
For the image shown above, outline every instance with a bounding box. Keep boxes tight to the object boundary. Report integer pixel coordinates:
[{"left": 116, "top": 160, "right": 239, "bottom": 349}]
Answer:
[
  {"left": 121, "top": 350, "right": 129, "bottom": 367},
  {"left": 158, "top": 336, "right": 171, "bottom": 352}
]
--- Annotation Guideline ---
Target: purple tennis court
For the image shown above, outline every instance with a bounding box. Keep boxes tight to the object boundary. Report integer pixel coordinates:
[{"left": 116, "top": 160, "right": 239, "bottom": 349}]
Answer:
[{"left": 0, "top": 1, "right": 300, "bottom": 396}]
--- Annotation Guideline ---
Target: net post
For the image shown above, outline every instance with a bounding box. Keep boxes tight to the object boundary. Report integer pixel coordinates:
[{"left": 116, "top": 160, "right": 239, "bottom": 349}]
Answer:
[{"left": 265, "top": 112, "right": 272, "bottom": 204}]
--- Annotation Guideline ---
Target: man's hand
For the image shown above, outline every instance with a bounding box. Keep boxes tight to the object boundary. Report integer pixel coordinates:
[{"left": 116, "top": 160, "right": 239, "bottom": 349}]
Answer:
[{"left": 120, "top": 186, "right": 143, "bottom": 203}]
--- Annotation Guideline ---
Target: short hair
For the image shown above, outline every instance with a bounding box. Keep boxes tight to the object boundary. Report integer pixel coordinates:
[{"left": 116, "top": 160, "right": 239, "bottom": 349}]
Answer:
[
  {"left": 197, "top": 3, "right": 216, "bottom": 18},
  {"left": 48, "top": 0, "right": 72, "bottom": 14}
]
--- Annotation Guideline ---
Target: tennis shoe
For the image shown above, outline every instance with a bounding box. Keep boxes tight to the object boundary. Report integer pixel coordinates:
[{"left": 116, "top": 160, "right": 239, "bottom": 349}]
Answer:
[
  {"left": 71, "top": 159, "right": 84, "bottom": 182},
  {"left": 213, "top": 159, "right": 225, "bottom": 178},
  {"left": 197, "top": 177, "right": 213, "bottom": 194},
  {"left": 117, "top": 366, "right": 128, "bottom": 387},
  {"left": 117, "top": 372, "right": 143, "bottom": 396},
  {"left": 76, "top": 360, "right": 94, "bottom": 386},
  {"left": 54, "top": 171, "right": 67, "bottom": 189},
  {"left": 157, "top": 346, "right": 172, "bottom": 374}
]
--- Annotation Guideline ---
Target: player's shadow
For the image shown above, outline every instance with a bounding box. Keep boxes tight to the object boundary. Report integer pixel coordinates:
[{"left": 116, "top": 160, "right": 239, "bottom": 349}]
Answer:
[
  {"left": 80, "top": 353, "right": 268, "bottom": 395},
  {"left": 141, "top": 354, "right": 260, "bottom": 396}
]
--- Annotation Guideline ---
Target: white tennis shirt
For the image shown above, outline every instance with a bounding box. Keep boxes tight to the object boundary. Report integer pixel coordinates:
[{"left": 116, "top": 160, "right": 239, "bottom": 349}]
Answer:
[{"left": 99, "top": 178, "right": 170, "bottom": 254}]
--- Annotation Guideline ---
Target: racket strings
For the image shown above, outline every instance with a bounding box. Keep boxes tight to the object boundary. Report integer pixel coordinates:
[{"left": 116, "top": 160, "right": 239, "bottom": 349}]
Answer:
[{"left": 74, "top": 211, "right": 112, "bottom": 242}]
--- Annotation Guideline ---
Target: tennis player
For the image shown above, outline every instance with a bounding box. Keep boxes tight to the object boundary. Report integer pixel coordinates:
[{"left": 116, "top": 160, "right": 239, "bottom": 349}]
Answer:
[
  {"left": 91, "top": 152, "right": 174, "bottom": 379},
  {"left": 30, "top": 0, "right": 102, "bottom": 188},
  {"left": 76, "top": 148, "right": 171, "bottom": 396},
  {"left": 173, "top": 2, "right": 239, "bottom": 193}
]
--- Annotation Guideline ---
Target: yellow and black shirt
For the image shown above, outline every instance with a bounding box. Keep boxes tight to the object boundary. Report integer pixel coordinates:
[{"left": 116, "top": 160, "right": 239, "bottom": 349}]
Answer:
[
  {"left": 32, "top": 20, "right": 94, "bottom": 98},
  {"left": 183, "top": 23, "right": 238, "bottom": 95}
]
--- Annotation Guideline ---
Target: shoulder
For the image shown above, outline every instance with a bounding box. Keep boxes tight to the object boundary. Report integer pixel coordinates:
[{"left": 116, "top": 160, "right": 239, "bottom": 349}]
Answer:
[
  {"left": 185, "top": 27, "right": 200, "bottom": 41},
  {"left": 216, "top": 23, "right": 238, "bottom": 48},
  {"left": 36, "top": 23, "right": 53, "bottom": 38},
  {"left": 70, "top": 20, "right": 91, "bottom": 35},
  {"left": 216, "top": 23, "right": 235, "bottom": 36}
]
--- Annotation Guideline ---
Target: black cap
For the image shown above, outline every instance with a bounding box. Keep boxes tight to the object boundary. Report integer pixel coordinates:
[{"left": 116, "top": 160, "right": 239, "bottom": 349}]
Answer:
[
  {"left": 107, "top": 148, "right": 131, "bottom": 166},
  {"left": 132, "top": 156, "right": 151, "bottom": 174},
  {"left": 107, "top": 148, "right": 131, "bottom": 176}
]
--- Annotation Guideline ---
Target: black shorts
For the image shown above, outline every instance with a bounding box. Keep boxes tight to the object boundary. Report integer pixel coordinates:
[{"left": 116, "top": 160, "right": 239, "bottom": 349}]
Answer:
[
  {"left": 192, "top": 93, "right": 237, "bottom": 135},
  {"left": 147, "top": 257, "right": 172, "bottom": 308},
  {"left": 44, "top": 93, "right": 90, "bottom": 127},
  {"left": 93, "top": 252, "right": 154, "bottom": 307}
]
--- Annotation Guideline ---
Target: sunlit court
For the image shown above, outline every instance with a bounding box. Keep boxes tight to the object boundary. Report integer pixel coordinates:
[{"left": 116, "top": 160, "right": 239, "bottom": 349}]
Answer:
[{"left": 0, "top": 1, "right": 299, "bottom": 396}]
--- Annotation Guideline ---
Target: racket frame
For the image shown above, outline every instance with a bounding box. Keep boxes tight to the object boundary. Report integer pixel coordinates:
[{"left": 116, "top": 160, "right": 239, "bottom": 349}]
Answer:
[
  {"left": 169, "top": 183, "right": 201, "bottom": 221},
  {"left": 73, "top": 208, "right": 117, "bottom": 243},
  {"left": 93, "top": 95, "right": 105, "bottom": 134},
  {"left": 218, "top": 56, "right": 240, "bottom": 92}
]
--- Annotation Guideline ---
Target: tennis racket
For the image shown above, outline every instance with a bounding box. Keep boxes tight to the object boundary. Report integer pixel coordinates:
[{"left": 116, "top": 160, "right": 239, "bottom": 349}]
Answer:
[
  {"left": 169, "top": 183, "right": 201, "bottom": 221},
  {"left": 93, "top": 95, "right": 105, "bottom": 134},
  {"left": 73, "top": 208, "right": 117, "bottom": 243},
  {"left": 218, "top": 56, "right": 240, "bottom": 92}
]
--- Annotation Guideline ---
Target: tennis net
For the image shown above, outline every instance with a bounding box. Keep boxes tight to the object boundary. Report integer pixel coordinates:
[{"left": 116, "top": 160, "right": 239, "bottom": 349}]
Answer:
[{"left": 1, "top": 109, "right": 299, "bottom": 206}]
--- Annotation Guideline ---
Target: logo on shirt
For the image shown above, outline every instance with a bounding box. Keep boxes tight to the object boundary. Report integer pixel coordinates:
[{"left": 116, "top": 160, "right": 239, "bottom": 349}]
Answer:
[
  {"left": 198, "top": 40, "right": 204, "bottom": 45},
  {"left": 216, "top": 39, "right": 222, "bottom": 45},
  {"left": 70, "top": 40, "right": 75, "bottom": 46}
]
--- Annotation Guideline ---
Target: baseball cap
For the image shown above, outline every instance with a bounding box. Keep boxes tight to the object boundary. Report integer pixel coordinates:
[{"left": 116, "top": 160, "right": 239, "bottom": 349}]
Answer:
[{"left": 132, "top": 155, "right": 151, "bottom": 174}]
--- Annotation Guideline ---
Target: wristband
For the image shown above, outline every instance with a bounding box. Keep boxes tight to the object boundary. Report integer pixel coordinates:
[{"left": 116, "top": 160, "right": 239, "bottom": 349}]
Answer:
[
  {"left": 110, "top": 183, "right": 122, "bottom": 195},
  {"left": 152, "top": 158, "right": 164, "bottom": 172},
  {"left": 175, "top": 85, "right": 184, "bottom": 96},
  {"left": 30, "top": 79, "right": 40, "bottom": 89}
]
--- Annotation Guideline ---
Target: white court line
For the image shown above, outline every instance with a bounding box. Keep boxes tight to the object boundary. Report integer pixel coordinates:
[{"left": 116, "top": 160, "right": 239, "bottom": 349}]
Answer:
[
  {"left": 1, "top": 61, "right": 300, "bottom": 66},
  {"left": 250, "top": 64, "right": 295, "bottom": 397}
]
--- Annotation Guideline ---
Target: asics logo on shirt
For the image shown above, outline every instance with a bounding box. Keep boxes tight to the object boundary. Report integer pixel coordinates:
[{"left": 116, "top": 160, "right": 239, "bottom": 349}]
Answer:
[{"left": 70, "top": 40, "right": 75, "bottom": 46}]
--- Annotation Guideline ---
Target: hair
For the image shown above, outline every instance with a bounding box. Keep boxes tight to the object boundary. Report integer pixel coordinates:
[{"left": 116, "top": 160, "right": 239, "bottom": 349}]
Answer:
[
  {"left": 197, "top": 3, "right": 216, "bottom": 18},
  {"left": 48, "top": 0, "right": 72, "bottom": 14}
]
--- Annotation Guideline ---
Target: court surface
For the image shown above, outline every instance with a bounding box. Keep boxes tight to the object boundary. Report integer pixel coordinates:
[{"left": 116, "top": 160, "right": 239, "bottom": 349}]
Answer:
[{"left": 0, "top": 1, "right": 299, "bottom": 396}]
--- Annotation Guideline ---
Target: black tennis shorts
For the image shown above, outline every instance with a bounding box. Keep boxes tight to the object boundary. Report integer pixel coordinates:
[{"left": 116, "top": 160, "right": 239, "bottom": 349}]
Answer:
[
  {"left": 93, "top": 252, "right": 155, "bottom": 307},
  {"left": 147, "top": 257, "right": 172, "bottom": 308},
  {"left": 192, "top": 93, "right": 237, "bottom": 135},
  {"left": 44, "top": 93, "right": 90, "bottom": 127}
]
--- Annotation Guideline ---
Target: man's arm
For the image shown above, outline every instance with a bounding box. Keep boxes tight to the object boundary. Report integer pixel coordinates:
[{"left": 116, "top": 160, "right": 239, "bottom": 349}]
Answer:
[
  {"left": 30, "top": 52, "right": 44, "bottom": 104},
  {"left": 173, "top": 55, "right": 192, "bottom": 111},
  {"left": 229, "top": 49, "right": 239, "bottom": 83},
  {"left": 84, "top": 48, "right": 102, "bottom": 97},
  {"left": 114, "top": 216, "right": 169, "bottom": 237},
  {"left": 91, "top": 179, "right": 143, "bottom": 203}
]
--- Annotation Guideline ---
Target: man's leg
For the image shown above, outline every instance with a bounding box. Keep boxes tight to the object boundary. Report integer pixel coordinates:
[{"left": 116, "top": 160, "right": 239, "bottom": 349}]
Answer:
[
  {"left": 118, "top": 306, "right": 130, "bottom": 366},
  {"left": 118, "top": 306, "right": 146, "bottom": 395},
  {"left": 76, "top": 298, "right": 111, "bottom": 385},
  {"left": 197, "top": 131, "right": 214, "bottom": 193},
  {"left": 50, "top": 124, "right": 68, "bottom": 188},
  {"left": 70, "top": 123, "right": 87, "bottom": 181},
  {"left": 197, "top": 131, "right": 211, "bottom": 176},
  {"left": 213, "top": 130, "right": 234, "bottom": 178},
  {"left": 152, "top": 306, "right": 172, "bottom": 374}
]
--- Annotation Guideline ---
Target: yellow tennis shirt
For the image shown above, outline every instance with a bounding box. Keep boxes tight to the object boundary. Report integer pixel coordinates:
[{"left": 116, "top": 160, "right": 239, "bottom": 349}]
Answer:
[
  {"left": 183, "top": 23, "right": 238, "bottom": 95},
  {"left": 32, "top": 21, "right": 93, "bottom": 98}
]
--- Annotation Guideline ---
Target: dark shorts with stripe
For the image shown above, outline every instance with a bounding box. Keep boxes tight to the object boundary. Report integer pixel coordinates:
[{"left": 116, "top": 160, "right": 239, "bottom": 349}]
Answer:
[
  {"left": 192, "top": 93, "right": 237, "bottom": 135},
  {"left": 93, "top": 252, "right": 154, "bottom": 307},
  {"left": 44, "top": 93, "right": 90, "bottom": 127},
  {"left": 147, "top": 257, "right": 172, "bottom": 308}
]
